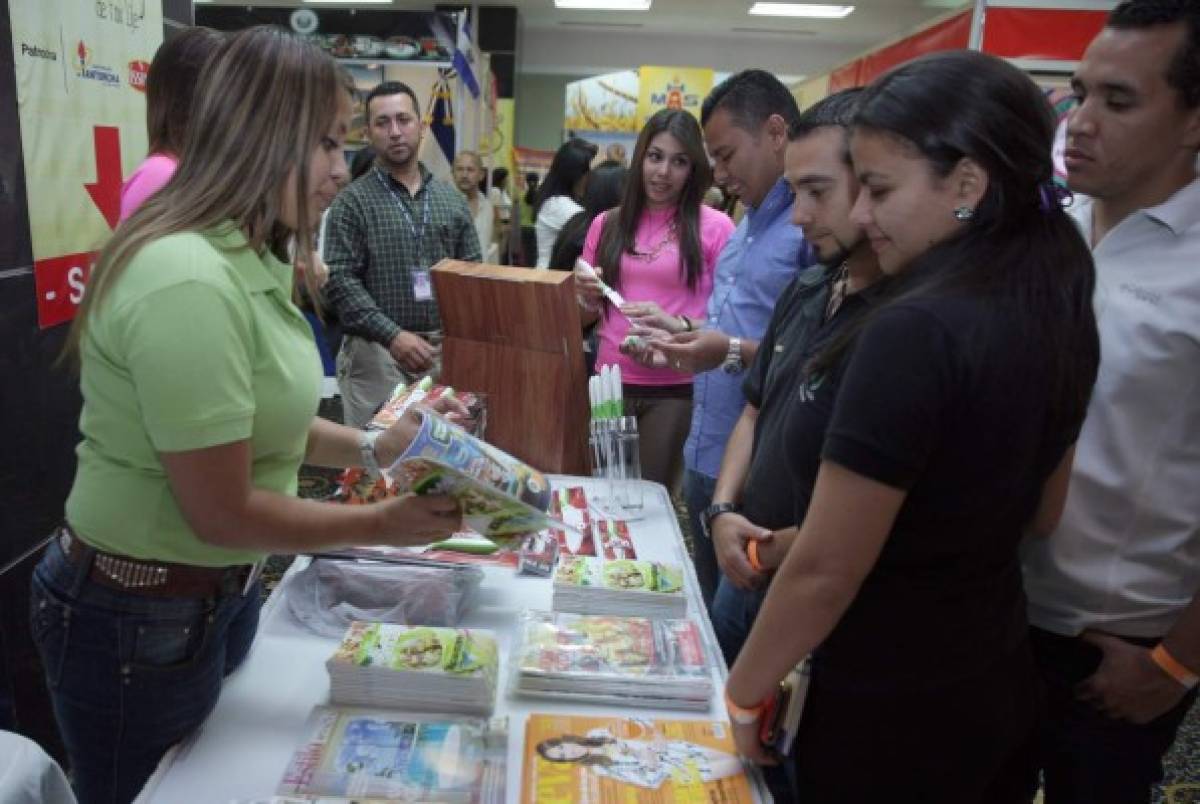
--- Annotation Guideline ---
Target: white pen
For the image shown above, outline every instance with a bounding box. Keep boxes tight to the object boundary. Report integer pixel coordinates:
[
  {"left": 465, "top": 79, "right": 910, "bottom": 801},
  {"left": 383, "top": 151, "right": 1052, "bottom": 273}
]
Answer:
[{"left": 576, "top": 258, "right": 630, "bottom": 312}]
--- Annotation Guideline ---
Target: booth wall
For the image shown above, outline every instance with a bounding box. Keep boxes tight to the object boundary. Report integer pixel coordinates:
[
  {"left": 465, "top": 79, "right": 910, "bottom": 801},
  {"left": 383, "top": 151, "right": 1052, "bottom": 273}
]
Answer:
[
  {"left": 0, "top": 0, "right": 190, "bottom": 763},
  {"left": 516, "top": 72, "right": 575, "bottom": 150}
]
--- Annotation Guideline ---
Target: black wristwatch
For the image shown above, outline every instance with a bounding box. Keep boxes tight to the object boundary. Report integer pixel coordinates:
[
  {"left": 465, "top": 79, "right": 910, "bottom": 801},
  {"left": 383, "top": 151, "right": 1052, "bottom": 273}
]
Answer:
[{"left": 700, "top": 502, "right": 740, "bottom": 540}]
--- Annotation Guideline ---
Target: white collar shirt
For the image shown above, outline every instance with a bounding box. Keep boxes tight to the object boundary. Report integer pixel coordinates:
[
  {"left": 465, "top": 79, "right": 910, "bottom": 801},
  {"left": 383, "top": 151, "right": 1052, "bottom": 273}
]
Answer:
[{"left": 1024, "top": 175, "right": 1200, "bottom": 638}]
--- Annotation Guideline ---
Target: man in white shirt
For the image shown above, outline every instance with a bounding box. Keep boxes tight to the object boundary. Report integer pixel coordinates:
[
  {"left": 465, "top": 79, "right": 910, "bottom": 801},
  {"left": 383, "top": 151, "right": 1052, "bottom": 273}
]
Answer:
[
  {"left": 1022, "top": 2, "right": 1200, "bottom": 802},
  {"left": 453, "top": 150, "right": 498, "bottom": 263}
]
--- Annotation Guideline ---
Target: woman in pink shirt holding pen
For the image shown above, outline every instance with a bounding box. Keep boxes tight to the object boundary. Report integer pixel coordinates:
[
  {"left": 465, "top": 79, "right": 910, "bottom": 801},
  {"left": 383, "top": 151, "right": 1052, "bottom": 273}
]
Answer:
[
  {"left": 119, "top": 27, "right": 223, "bottom": 222},
  {"left": 576, "top": 109, "right": 734, "bottom": 491}
]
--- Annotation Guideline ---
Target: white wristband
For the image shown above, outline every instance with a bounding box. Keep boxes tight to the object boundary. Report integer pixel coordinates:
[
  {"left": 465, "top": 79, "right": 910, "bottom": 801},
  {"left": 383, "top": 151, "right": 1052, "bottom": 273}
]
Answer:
[{"left": 358, "top": 430, "right": 383, "bottom": 478}]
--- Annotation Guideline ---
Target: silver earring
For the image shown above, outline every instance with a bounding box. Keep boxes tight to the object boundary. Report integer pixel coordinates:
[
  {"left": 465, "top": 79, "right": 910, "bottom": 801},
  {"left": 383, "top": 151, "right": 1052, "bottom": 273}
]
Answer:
[{"left": 954, "top": 206, "right": 975, "bottom": 222}]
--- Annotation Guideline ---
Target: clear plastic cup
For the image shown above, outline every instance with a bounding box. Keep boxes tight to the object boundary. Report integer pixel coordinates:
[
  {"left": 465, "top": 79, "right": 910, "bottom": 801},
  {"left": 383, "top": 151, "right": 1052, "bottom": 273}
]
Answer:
[{"left": 615, "top": 416, "right": 643, "bottom": 510}]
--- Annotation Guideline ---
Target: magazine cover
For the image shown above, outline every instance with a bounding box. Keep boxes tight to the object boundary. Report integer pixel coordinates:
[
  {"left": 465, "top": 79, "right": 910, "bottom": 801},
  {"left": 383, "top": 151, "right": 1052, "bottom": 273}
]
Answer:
[
  {"left": 521, "top": 714, "right": 753, "bottom": 802},
  {"left": 553, "top": 557, "right": 684, "bottom": 596},
  {"left": 390, "top": 411, "right": 558, "bottom": 536},
  {"left": 329, "top": 623, "right": 498, "bottom": 683},
  {"left": 277, "top": 706, "right": 506, "bottom": 802},
  {"left": 517, "top": 612, "right": 707, "bottom": 682},
  {"left": 331, "top": 410, "right": 561, "bottom": 538}
]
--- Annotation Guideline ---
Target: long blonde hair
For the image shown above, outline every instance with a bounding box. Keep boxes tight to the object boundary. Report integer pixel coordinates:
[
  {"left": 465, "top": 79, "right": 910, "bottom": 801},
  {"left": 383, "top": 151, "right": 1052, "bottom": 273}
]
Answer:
[{"left": 66, "top": 26, "right": 340, "bottom": 358}]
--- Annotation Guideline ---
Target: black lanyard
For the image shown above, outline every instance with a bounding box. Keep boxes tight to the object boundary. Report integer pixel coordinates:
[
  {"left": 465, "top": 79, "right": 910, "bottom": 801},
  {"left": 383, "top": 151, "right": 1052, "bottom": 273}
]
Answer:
[{"left": 377, "top": 169, "right": 431, "bottom": 245}]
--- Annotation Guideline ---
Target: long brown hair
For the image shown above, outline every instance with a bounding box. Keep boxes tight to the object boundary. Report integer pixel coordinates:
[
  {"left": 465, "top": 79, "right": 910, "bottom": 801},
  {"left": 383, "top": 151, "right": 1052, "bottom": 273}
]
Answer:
[
  {"left": 67, "top": 26, "right": 340, "bottom": 358},
  {"left": 146, "top": 26, "right": 224, "bottom": 155},
  {"left": 596, "top": 109, "right": 711, "bottom": 294}
]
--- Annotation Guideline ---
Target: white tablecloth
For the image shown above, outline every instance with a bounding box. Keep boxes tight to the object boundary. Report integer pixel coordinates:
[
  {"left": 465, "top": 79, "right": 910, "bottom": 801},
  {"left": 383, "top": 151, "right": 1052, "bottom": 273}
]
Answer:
[{"left": 135, "top": 477, "right": 768, "bottom": 803}]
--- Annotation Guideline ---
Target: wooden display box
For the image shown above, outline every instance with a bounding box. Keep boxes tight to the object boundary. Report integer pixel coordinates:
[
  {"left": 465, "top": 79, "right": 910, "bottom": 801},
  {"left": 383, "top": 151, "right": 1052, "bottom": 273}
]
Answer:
[{"left": 432, "top": 261, "right": 590, "bottom": 475}]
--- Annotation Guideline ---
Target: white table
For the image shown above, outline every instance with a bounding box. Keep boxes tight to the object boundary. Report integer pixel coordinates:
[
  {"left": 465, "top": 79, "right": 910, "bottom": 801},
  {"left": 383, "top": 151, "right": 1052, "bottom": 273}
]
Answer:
[{"left": 136, "top": 477, "right": 769, "bottom": 803}]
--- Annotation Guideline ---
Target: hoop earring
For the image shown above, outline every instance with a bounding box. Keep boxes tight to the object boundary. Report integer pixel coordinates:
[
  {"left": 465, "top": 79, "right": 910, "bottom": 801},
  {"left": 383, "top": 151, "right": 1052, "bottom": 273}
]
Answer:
[{"left": 954, "top": 206, "right": 975, "bottom": 222}]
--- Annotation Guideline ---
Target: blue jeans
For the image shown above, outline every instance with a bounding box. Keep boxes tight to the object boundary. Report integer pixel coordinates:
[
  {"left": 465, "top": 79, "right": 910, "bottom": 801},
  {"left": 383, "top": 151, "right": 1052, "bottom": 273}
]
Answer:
[
  {"left": 711, "top": 574, "right": 766, "bottom": 666},
  {"left": 683, "top": 469, "right": 719, "bottom": 612},
  {"left": 29, "top": 537, "right": 262, "bottom": 804}
]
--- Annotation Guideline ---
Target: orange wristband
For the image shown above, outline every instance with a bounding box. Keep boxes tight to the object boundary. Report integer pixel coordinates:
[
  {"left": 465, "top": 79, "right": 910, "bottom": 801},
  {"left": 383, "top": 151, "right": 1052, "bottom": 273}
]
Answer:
[
  {"left": 724, "top": 687, "right": 767, "bottom": 724},
  {"left": 1151, "top": 644, "right": 1199, "bottom": 690},
  {"left": 746, "top": 539, "right": 764, "bottom": 572}
]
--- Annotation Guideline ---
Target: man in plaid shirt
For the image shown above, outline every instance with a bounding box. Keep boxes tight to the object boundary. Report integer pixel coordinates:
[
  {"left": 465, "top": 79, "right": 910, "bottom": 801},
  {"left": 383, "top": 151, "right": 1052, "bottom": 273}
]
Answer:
[{"left": 324, "top": 81, "right": 481, "bottom": 426}]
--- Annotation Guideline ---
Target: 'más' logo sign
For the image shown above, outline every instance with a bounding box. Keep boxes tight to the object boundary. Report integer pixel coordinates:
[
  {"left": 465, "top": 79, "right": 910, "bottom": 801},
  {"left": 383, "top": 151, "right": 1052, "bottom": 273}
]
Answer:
[{"left": 650, "top": 77, "right": 699, "bottom": 111}]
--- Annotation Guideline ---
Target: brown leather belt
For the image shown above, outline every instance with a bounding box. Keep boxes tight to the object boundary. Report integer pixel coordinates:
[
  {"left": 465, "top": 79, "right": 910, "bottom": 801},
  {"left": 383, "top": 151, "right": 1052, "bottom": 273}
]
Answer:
[{"left": 58, "top": 526, "right": 262, "bottom": 599}]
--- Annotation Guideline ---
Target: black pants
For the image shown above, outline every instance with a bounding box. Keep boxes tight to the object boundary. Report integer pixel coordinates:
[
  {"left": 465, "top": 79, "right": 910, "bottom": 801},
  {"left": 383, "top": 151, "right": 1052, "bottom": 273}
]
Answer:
[
  {"left": 793, "top": 642, "right": 1039, "bottom": 804},
  {"left": 1030, "top": 627, "right": 1197, "bottom": 804}
]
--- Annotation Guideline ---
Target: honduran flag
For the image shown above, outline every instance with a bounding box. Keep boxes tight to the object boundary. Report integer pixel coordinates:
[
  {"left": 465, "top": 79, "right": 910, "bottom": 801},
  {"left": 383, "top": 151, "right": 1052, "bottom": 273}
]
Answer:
[{"left": 453, "top": 16, "right": 480, "bottom": 100}]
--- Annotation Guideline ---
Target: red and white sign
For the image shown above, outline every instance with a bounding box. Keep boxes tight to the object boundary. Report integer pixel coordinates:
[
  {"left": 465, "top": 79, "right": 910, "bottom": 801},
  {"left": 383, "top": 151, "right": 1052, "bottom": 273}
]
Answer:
[
  {"left": 34, "top": 251, "right": 95, "bottom": 329},
  {"left": 128, "top": 60, "right": 150, "bottom": 92},
  {"left": 9, "top": 0, "right": 161, "bottom": 329}
]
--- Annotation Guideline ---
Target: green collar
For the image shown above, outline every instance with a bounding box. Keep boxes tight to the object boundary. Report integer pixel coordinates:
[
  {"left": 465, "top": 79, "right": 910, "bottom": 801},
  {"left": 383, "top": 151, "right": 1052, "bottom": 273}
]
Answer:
[{"left": 203, "top": 223, "right": 293, "bottom": 295}]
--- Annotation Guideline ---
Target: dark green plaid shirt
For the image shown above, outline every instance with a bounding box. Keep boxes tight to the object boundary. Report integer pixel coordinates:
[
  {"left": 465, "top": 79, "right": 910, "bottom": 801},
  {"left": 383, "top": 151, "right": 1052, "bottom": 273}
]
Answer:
[{"left": 324, "top": 162, "right": 482, "bottom": 345}]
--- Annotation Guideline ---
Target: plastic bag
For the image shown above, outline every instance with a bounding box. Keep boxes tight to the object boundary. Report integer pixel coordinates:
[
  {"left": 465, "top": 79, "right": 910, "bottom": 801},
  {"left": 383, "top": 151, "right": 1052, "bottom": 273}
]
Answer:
[{"left": 286, "top": 558, "right": 483, "bottom": 638}]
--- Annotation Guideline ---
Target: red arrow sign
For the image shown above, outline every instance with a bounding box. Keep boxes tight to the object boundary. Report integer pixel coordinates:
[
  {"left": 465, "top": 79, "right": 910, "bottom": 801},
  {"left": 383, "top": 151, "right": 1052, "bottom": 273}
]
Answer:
[{"left": 84, "top": 125, "right": 124, "bottom": 230}]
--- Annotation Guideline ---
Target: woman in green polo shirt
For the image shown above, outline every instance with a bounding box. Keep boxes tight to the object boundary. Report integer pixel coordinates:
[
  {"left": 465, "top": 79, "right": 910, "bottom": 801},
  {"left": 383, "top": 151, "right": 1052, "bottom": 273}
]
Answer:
[{"left": 29, "top": 27, "right": 462, "bottom": 804}]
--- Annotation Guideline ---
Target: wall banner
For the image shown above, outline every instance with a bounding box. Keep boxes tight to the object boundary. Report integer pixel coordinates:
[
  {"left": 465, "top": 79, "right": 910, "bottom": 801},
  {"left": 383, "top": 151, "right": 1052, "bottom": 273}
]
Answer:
[{"left": 9, "top": 0, "right": 162, "bottom": 328}]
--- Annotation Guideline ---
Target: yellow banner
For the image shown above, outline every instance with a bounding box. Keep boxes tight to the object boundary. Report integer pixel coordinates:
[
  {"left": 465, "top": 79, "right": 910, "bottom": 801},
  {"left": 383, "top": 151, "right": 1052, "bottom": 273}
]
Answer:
[
  {"left": 10, "top": 0, "right": 162, "bottom": 326},
  {"left": 636, "top": 65, "right": 713, "bottom": 127}
]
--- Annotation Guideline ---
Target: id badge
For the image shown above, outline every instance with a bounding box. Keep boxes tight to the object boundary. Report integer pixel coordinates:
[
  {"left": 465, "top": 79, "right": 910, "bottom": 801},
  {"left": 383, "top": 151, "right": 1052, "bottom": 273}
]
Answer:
[{"left": 412, "top": 270, "right": 433, "bottom": 302}]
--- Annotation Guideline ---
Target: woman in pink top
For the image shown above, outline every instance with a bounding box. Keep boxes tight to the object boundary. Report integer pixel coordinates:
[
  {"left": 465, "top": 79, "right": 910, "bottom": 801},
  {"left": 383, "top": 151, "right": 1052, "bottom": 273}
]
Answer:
[
  {"left": 576, "top": 109, "right": 734, "bottom": 490},
  {"left": 119, "top": 27, "right": 223, "bottom": 222}
]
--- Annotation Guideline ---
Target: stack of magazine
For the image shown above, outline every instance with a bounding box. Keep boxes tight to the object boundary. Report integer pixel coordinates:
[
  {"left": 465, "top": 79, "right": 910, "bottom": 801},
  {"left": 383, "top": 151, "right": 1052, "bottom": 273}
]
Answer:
[
  {"left": 552, "top": 556, "right": 687, "bottom": 618},
  {"left": 276, "top": 705, "right": 506, "bottom": 803},
  {"left": 512, "top": 610, "right": 712, "bottom": 710},
  {"left": 326, "top": 622, "right": 499, "bottom": 716}
]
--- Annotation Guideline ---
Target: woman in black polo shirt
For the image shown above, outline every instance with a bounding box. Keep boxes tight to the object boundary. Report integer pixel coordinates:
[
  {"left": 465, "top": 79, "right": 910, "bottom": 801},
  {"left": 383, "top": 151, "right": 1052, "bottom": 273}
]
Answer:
[{"left": 723, "top": 51, "right": 1100, "bottom": 802}]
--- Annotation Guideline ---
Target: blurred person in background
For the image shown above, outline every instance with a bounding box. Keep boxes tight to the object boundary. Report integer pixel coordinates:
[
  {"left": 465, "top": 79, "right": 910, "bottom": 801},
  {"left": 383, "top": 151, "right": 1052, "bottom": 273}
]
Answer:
[
  {"left": 323, "top": 81, "right": 480, "bottom": 427},
  {"left": 550, "top": 162, "right": 629, "bottom": 376},
  {"left": 488, "top": 167, "right": 513, "bottom": 263},
  {"left": 535, "top": 138, "right": 598, "bottom": 268},
  {"left": 453, "top": 150, "right": 497, "bottom": 263},
  {"left": 119, "top": 26, "right": 223, "bottom": 221}
]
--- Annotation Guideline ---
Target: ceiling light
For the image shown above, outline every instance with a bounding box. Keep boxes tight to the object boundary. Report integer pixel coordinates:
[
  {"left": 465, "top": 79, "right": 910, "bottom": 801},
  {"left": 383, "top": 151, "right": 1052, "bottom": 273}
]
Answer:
[
  {"left": 554, "top": 0, "right": 652, "bottom": 10},
  {"left": 748, "top": 3, "right": 855, "bottom": 18}
]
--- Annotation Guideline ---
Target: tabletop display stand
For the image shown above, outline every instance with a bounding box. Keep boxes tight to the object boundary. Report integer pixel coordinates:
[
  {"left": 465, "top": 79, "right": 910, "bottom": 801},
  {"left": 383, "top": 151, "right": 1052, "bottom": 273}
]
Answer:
[{"left": 432, "top": 260, "right": 590, "bottom": 475}]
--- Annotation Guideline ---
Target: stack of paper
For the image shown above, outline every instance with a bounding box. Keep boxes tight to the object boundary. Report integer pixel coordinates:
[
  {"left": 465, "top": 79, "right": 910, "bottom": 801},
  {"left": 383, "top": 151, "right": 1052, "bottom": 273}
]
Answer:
[
  {"left": 512, "top": 610, "right": 712, "bottom": 710},
  {"left": 326, "top": 622, "right": 499, "bottom": 716},
  {"left": 277, "top": 705, "right": 507, "bottom": 803},
  {"left": 551, "top": 556, "right": 686, "bottom": 618}
]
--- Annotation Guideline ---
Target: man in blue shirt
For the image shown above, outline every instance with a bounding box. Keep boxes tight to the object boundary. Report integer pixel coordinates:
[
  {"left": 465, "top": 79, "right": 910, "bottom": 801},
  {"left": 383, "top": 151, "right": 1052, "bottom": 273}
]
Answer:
[{"left": 626, "top": 70, "right": 812, "bottom": 609}]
